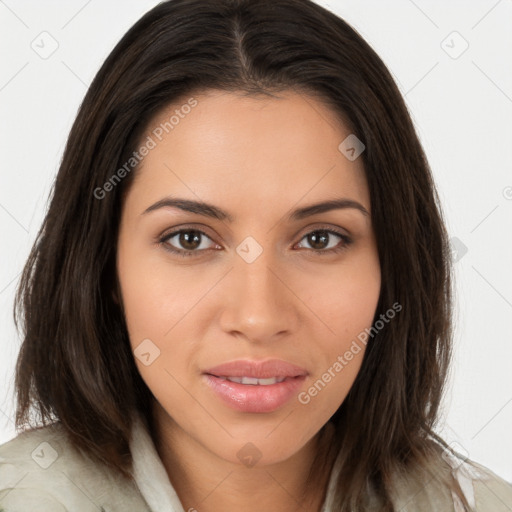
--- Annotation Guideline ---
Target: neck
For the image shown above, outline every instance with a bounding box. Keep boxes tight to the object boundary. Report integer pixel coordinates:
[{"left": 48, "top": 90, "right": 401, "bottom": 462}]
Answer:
[{"left": 150, "top": 402, "right": 335, "bottom": 512}]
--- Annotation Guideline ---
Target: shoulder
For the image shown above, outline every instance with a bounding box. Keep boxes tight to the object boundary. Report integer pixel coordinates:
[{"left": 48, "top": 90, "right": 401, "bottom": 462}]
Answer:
[
  {"left": 390, "top": 455, "right": 512, "bottom": 512},
  {"left": 0, "top": 422, "right": 150, "bottom": 512},
  {"left": 453, "top": 458, "right": 512, "bottom": 511}
]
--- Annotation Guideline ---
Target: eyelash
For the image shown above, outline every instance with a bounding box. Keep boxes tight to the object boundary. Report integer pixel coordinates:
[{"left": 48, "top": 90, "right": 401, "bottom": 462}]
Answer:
[{"left": 158, "top": 226, "right": 353, "bottom": 258}]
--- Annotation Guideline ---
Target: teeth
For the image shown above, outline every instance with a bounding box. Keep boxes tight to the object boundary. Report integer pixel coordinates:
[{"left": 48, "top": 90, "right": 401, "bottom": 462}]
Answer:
[
  {"left": 241, "top": 377, "right": 259, "bottom": 385},
  {"left": 224, "top": 376, "right": 287, "bottom": 385}
]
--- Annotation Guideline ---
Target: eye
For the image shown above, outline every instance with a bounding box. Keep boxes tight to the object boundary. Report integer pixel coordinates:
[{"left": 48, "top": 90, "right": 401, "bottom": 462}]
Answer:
[
  {"left": 159, "top": 228, "right": 219, "bottom": 257},
  {"left": 158, "top": 226, "right": 352, "bottom": 258},
  {"left": 295, "top": 228, "right": 352, "bottom": 255}
]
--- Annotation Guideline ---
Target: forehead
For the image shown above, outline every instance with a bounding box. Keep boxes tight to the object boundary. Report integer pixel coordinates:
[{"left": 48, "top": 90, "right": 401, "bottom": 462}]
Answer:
[{"left": 128, "top": 90, "right": 370, "bottom": 218}]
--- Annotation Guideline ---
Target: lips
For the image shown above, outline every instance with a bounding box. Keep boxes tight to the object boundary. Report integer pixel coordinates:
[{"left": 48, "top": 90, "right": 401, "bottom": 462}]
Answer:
[
  {"left": 204, "top": 359, "right": 309, "bottom": 379},
  {"left": 202, "top": 359, "right": 308, "bottom": 413}
]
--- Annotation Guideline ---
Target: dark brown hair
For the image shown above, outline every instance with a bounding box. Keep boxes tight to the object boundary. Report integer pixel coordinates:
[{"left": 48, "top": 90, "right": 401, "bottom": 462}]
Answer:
[{"left": 13, "top": 0, "right": 473, "bottom": 509}]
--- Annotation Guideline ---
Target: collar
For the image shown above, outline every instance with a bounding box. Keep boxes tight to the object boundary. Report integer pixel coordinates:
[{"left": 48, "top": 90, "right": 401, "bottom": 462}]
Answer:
[{"left": 129, "top": 413, "right": 186, "bottom": 512}]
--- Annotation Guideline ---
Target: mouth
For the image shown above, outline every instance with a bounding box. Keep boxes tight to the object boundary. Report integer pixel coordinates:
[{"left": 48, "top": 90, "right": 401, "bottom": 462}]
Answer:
[
  {"left": 202, "top": 359, "right": 308, "bottom": 413},
  {"left": 203, "top": 358, "right": 309, "bottom": 379},
  {"left": 212, "top": 376, "right": 291, "bottom": 385}
]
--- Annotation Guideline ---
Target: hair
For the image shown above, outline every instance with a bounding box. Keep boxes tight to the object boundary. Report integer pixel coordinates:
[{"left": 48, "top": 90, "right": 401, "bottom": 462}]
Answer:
[{"left": 12, "top": 0, "right": 475, "bottom": 510}]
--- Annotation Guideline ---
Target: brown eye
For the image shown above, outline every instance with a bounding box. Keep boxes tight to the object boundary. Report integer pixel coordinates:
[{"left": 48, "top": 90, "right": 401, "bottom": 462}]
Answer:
[
  {"left": 305, "top": 230, "right": 330, "bottom": 250},
  {"left": 175, "top": 230, "right": 202, "bottom": 250},
  {"left": 160, "top": 229, "right": 218, "bottom": 255},
  {"left": 296, "top": 229, "right": 352, "bottom": 254}
]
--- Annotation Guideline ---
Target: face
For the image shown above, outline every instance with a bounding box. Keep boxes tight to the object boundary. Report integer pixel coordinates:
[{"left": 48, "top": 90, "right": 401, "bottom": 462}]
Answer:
[{"left": 116, "top": 90, "right": 381, "bottom": 467}]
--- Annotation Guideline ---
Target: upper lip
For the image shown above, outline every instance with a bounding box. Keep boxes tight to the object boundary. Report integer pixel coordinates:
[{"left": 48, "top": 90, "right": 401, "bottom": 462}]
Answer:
[{"left": 204, "top": 359, "right": 309, "bottom": 379}]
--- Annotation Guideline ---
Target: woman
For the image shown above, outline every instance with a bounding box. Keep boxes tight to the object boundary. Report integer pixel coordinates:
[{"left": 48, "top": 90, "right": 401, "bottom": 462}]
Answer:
[{"left": 1, "top": 0, "right": 511, "bottom": 511}]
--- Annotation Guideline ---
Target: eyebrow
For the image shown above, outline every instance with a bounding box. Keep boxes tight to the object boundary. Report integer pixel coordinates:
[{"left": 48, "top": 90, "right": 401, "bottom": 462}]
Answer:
[{"left": 142, "top": 196, "right": 369, "bottom": 222}]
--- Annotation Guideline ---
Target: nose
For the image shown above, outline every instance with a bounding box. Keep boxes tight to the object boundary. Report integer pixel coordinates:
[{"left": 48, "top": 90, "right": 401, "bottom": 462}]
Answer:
[{"left": 218, "top": 250, "right": 300, "bottom": 344}]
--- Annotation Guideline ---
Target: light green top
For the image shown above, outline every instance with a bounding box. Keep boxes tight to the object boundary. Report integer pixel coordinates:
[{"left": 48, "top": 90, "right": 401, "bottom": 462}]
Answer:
[{"left": 1, "top": 414, "right": 511, "bottom": 511}]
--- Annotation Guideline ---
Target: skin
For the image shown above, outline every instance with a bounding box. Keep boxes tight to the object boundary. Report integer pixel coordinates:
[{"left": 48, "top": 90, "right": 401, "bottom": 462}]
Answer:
[{"left": 116, "top": 90, "right": 381, "bottom": 512}]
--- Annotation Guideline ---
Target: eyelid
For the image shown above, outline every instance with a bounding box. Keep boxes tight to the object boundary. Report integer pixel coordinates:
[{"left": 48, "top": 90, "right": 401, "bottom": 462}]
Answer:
[
  {"left": 159, "top": 223, "right": 218, "bottom": 241},
  {"left": 294, "top": 223, "right": 351, "bottom": 240}
]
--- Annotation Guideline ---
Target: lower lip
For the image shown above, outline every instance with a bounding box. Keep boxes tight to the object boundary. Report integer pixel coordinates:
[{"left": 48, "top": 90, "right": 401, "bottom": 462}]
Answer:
[{"left": 203, "top": 374, "right": 306, "bottom": 413}]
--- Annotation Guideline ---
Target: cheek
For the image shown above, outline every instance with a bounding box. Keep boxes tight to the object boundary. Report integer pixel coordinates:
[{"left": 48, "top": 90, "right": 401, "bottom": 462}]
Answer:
[
  {"left": 117, "top": 241, "right": 205, "bottom": 343},
  {"left": 307, "top": 249, "right": 381, "bottom": 342},
  {"left": 116, "top": 244, "right": 211, "bottom": 406},
  {"left": 299, "top": 249, "right": 380, "bottom": 409}
]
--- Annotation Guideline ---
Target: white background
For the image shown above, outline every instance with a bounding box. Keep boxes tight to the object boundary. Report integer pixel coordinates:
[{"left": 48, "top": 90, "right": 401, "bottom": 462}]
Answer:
[{"left": 1, "top": 0, "right": 511, "bottom": 483}]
